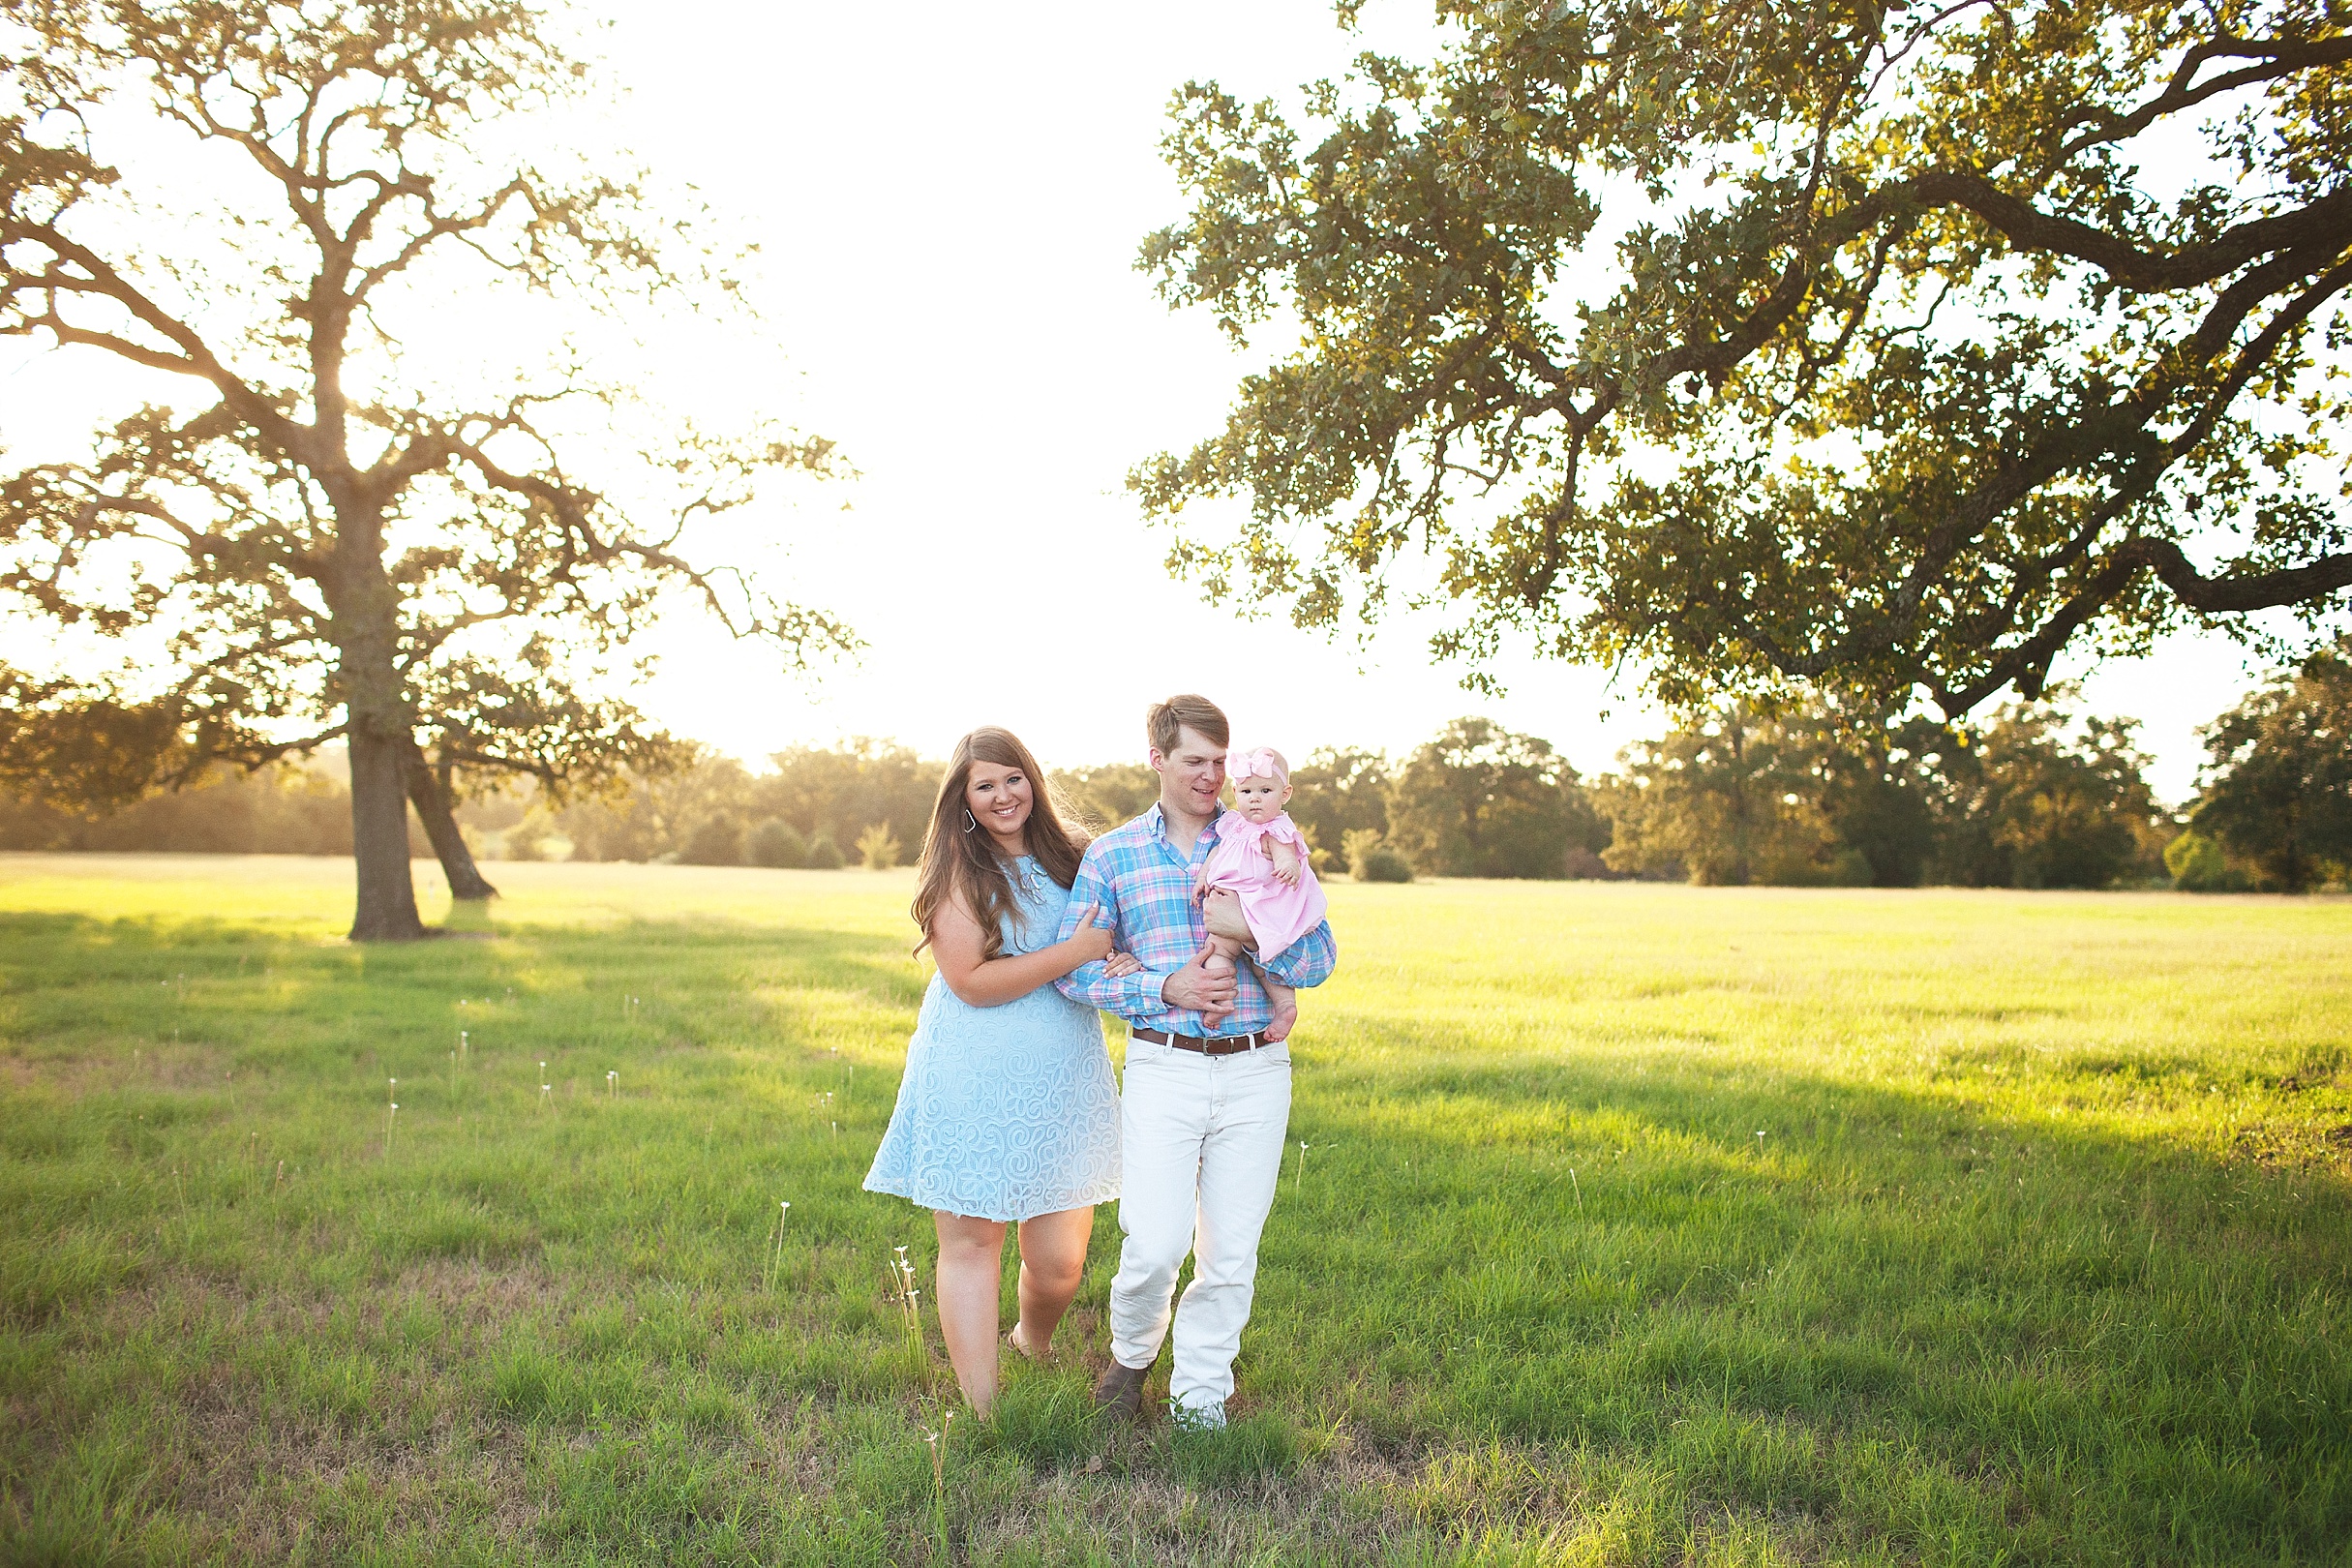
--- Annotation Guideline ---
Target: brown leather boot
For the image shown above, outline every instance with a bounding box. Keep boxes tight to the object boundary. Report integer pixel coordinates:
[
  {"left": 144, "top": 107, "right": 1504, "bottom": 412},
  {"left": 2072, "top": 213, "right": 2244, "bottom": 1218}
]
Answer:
[{"left": 1092, "top": 1360, "right": 1149, "bottom": 1421}]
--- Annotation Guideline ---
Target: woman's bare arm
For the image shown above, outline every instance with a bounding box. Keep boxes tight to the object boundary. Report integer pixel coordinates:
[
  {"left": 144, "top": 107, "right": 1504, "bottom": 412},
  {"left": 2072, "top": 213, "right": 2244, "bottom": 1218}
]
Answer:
[{"left": 930, "top": 894, "right": 1127, "bottom": 1007}]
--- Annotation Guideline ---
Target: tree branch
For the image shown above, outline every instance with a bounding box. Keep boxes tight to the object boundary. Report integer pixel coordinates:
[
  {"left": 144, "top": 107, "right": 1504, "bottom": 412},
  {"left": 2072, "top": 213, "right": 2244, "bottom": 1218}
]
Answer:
[
  {"left": 1949, "top": 250, "right": 2352, "bottom": 653},
  {"left": 2058, "top": 34, "right": 2352, "bottom": 161},
  {"left": 1942, "top": 539, "right": 2352, "bottom": 713},
  {"left": 1902, "top": 170, "right": 2352, "bottom": 293},
  {"left": 4, "top": 225, "right": 300, "bottom": 446}
]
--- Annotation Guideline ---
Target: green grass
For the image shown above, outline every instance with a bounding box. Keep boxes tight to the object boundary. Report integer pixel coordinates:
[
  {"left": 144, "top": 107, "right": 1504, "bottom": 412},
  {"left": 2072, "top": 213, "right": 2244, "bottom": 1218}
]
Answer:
[{"left": 1, "top": 853, "right": 2348, "bottom": 1565}]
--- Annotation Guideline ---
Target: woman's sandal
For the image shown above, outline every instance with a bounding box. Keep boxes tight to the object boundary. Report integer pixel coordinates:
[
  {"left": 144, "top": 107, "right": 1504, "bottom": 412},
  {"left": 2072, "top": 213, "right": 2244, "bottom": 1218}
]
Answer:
[{"left": 1005, "top": 1322, "right": 1040, "bottom": 1362}]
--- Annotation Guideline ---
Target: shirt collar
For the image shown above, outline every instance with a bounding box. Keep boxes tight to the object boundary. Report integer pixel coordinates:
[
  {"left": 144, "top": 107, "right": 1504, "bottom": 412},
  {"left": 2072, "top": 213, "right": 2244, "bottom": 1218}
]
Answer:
[{"left": 1145, "top": 801, "right": 1228, "bottom": 852}]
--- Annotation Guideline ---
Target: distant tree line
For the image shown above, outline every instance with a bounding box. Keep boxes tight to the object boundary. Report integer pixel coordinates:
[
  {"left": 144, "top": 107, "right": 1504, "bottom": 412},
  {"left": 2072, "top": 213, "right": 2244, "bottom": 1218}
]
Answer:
[
  {"left": 541, "top": 740, "right": 934, "bottom": 871},
  {"left": 0, "top": 762, "right": 369, "bottom": 857},
  {"left": 2164, "top": 641, "right": 2352, "bottom": 893},
  {"left": 7, "top": 641, "right": 2345, "bottom": 890},
  {"left": 1592, "top": 700, "right": 2168, "bottom": 890}
]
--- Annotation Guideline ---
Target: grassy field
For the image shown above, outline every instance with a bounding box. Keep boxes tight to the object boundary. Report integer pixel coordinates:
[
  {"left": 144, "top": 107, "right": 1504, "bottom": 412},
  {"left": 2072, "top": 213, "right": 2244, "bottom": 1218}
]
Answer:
[{"left": 1, "top": 854, "right": 2347, "bottom": 1566}]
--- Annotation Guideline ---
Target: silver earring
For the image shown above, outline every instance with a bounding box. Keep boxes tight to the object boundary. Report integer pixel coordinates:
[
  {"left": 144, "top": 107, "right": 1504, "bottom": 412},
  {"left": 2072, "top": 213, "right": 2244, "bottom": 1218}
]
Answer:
[{"left": 963, "top": 808, "right": 978, "bottom": 831}]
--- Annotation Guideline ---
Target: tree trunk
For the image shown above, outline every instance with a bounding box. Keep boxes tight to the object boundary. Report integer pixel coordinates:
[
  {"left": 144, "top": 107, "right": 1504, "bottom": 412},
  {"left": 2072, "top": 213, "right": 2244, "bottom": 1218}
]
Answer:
[
  {"left": 331, "top": 537, "right": 427, "bottom": 942},
  {"left": 347, "top": 718, "right": 426, "bottom": 940},
  {"left": 405, "top": 737, "right": 498, "bottom": 901},
  {"left": 1724, "top": 719, "right": 1755, "bottom": 887}
]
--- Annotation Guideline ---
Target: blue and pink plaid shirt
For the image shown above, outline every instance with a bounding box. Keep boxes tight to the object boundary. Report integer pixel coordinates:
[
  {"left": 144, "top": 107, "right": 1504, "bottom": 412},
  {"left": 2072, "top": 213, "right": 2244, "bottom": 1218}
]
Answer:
[{"left": 1054, "top": 803, "right": 1339, "bottom": 1037}]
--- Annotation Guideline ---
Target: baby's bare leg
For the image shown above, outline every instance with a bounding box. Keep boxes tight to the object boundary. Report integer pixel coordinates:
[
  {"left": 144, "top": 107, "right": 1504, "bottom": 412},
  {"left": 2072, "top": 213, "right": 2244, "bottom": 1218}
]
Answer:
[
  {"left": 1198, "top": 933, "right": 1244, "bottom": 1030},
  {"left": 1259, "top": 973, "right": 1298, "bottom": 1042}
]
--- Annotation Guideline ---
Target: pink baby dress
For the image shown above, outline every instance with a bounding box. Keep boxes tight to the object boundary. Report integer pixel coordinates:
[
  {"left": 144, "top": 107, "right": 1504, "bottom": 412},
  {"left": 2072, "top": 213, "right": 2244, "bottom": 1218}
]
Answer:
[{"left": 1198, "top": 810, "right": 1329, "bottom": 962}]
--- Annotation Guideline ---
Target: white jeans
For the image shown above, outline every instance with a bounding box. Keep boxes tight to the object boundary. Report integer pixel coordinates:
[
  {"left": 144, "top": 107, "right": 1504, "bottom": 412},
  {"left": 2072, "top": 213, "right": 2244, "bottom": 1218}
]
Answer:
[{"left": 1109, "top": 1038, "right": 1292, "bottom": 1411}]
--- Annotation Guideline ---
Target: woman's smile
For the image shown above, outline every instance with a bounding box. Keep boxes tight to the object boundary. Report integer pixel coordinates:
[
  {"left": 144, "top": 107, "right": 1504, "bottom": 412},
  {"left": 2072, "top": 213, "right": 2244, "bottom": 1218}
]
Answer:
[{"left": 964, "top": 761, "right": 1035, "bottom": 846}]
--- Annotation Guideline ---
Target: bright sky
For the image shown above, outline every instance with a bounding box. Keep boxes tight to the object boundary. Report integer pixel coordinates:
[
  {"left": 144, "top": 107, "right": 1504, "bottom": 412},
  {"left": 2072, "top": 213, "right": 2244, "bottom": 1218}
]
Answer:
[{"left": 1, "top": 1, "right": 2303, "bottom": 801}]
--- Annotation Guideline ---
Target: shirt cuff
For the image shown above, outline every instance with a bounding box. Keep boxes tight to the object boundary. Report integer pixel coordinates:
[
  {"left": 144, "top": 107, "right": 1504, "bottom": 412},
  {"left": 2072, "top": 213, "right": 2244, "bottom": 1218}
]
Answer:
[
  {"left": 1258, "top": 927, "right": 1334, "bottom": 987},
  {"left": 1133, "top": 969, "right": 1175, "bottom": 1012}
]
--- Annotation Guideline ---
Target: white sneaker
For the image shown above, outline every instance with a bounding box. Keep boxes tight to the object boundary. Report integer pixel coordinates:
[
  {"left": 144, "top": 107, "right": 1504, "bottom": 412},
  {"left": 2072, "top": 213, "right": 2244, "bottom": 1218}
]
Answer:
[{"left": 1169, "top": 1399, "right": 1227, "bottom": 1432}]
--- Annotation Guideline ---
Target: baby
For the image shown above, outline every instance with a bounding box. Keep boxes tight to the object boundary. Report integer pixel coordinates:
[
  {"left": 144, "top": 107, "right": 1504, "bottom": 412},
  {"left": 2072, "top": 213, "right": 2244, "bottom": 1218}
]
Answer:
[{"left": 1194, "top": 746, "right": 1329, "bottom": 1042}]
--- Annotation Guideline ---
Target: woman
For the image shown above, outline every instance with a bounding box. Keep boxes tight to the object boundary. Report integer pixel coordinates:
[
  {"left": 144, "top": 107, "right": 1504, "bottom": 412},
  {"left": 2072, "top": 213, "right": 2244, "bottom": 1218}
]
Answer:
[{"left": 863, "top": 727, "right": 1130, "bottom": 1415}]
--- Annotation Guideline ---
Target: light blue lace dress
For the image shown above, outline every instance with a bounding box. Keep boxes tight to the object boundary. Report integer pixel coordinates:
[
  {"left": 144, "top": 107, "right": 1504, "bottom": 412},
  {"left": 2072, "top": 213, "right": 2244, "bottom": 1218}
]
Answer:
[{"left": 863, "top": 857, "right": 1121, "bottom": 1221}]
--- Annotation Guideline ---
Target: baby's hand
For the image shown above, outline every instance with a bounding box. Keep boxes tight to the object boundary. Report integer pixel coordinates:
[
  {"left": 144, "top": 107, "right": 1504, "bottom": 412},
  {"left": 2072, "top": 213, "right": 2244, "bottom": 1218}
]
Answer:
[{"left": 1269, "top": 837, "right": 1303, "bottom": 887}]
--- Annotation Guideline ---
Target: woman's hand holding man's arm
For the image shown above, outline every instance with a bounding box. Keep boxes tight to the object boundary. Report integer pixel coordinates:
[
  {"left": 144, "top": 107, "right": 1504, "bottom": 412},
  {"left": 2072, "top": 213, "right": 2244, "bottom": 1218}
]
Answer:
[
  {"left": 1054, "top": 856, "right": 1164, "bottom": 1010},
  {"left": 1061, "top": 904, "right": 1143, "bottom": 979},
  {"left": 931, "top": 897, "right": 1136, "bottom": 1008}
]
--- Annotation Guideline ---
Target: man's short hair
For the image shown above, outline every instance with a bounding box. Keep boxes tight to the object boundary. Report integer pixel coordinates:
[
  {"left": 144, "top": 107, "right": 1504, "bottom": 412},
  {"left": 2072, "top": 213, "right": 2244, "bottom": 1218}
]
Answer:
[{"left": 1146, "top": 694, "right": 1230, "bottom": 757}]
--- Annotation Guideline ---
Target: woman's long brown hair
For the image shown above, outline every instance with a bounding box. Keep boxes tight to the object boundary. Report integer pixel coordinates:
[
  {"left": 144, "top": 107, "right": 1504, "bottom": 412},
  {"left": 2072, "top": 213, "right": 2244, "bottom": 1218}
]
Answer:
[{"left": 911, "top": 727, "right": 1088, "bottom": 960}]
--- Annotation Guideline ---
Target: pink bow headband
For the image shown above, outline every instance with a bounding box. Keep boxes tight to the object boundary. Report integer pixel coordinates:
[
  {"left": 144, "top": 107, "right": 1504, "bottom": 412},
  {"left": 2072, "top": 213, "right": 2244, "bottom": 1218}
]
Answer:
[{"left": 1228, "top": 746, "right": 1287, "bottom": 784}]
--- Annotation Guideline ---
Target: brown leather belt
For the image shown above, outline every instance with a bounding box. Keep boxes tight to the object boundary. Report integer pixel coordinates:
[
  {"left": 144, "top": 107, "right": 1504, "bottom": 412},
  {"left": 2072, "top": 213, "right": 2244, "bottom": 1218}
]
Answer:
[{"left": 1131, "top": 1026, "right": 1272, "bottom": 1056}]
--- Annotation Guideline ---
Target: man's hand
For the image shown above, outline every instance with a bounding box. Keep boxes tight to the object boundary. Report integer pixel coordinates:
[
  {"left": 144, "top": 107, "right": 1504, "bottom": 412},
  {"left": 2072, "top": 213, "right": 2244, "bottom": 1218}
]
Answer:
[
  {"left": 1202, "top": 889, "right": 1255, "bottom": 949},
  {"left": 1161, "top": 946, "right": 1238, "bottom": 1014}
]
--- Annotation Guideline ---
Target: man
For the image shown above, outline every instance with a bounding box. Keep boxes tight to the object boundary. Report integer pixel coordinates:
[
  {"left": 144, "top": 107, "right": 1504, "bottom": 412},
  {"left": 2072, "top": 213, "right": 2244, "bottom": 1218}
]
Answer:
[{"left": 1055, "top": 693, "right": 1339, "bottom": 1429}]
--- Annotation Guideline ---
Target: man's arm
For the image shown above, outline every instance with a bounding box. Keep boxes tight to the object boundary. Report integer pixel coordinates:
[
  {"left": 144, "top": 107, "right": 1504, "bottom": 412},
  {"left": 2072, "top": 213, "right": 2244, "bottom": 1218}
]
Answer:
[
  {"left": 1054, "top": 849, "right": 1167, "bottom": 1013},
  {"left": 1256, "top": 920, "right": 1337, "bottom": 989}
]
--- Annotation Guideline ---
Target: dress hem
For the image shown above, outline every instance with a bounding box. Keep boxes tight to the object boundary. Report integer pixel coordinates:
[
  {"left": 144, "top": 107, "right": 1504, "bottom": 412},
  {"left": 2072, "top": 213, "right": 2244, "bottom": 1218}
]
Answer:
[{"left": 861, "top": 1175, "right": 1120, "bottom": 1223}]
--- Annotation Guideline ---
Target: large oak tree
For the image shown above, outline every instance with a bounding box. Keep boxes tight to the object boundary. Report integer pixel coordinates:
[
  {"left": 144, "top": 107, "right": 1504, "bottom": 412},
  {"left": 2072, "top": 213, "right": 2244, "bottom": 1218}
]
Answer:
[
  {"left": 1135, "top": 0, "right": 2352, "bottom": 716},
  {"left": 0, "top": 0, "right": 847, "bottom": 938}
]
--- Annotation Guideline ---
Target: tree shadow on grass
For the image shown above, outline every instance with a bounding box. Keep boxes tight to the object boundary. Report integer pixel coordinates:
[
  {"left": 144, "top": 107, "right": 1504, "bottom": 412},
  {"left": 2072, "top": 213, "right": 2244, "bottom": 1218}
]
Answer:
[{"left": 1255, "top": 1016, "right": 2352, "bottom": 1562}]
